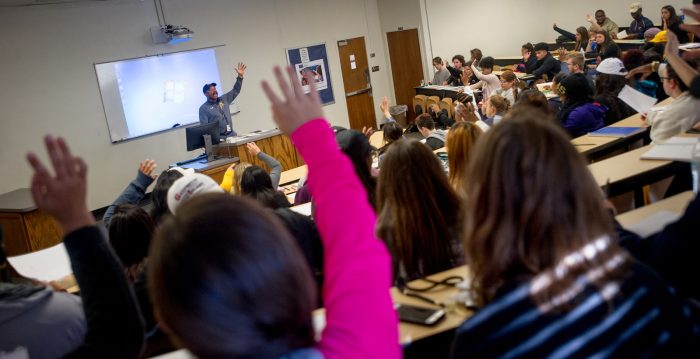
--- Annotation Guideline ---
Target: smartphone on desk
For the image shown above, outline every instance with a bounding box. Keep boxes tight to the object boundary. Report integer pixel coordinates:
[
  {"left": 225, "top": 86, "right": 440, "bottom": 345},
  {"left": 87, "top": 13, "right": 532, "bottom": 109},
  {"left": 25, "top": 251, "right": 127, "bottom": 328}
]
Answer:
[{"left": 396, "top": 303, "right": 445, "bottom": 326}]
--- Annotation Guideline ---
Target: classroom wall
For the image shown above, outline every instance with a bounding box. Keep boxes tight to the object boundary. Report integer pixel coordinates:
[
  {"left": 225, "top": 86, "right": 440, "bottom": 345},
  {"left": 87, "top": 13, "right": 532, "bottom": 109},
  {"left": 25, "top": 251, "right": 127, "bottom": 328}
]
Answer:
[
  {"left": 423, "top": 0, "right": 688, "bottom": 65},
  {"left": 0, "top": 0, "right": 393, "bottom": 210}
]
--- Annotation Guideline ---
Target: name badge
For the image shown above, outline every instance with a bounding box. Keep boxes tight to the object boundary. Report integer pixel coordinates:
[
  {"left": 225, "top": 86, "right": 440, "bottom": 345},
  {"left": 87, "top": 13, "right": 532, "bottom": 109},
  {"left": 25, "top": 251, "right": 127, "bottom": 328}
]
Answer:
[{"left": 226, "top": 125, "right": 232, "bottom": 132}]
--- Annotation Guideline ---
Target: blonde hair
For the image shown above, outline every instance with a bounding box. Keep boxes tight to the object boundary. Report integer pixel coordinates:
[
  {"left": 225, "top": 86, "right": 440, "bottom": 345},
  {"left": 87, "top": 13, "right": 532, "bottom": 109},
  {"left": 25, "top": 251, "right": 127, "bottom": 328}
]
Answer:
[
  {"left": 232, "top": 162, "right": 252, "bottom": 194},
  {"left": 488, "top": 94, "right": 510, "bottom": 115},
  {"left": 447, "top": 122, "right": 482, "bottom": 196}
]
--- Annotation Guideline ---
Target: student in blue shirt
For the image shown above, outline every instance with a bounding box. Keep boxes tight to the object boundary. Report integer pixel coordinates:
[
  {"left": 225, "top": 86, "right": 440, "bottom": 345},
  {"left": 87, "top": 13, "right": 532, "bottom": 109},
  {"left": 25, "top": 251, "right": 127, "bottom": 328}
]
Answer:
[{"left": 627, "top": 2, "right": 654, "bottom": 39}]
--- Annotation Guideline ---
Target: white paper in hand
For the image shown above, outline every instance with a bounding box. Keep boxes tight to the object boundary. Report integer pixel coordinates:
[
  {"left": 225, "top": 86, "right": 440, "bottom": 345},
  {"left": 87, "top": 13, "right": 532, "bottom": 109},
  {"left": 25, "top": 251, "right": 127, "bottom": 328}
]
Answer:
[
  {"left": 617, "top": 30, "right": 628, "bottom": 38},
  {"left": 7, "top": 243, "right": 73, "bottom": 282},
  {"left": 617, "top": 85, "right": 657, "bottom": 115}
]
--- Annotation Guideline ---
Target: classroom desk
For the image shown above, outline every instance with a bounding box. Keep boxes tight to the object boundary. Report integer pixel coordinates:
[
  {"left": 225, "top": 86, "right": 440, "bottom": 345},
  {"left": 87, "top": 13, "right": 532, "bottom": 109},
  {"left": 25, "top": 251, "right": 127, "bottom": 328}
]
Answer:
[
  {"left": 173, "top": 157, "right": 238, "bottom": 184},
  {"left": 393, "top": 266, "right": 472, "bottom": 346},
  {"left": 573, "top": 97, "right": 674, "bottom": 161},
  {"left": 616, "top": 191, "right": 693, "bottom": 229},
  {"left": 414, "top": 85, "right": 467, "bottom": 100},
  {"left": 279, "top": 165, "right": 308, "bottom": 185},
  {"left": 614, "top": 39, "right": 645, "bottom": 50},
  {"left": 587, "top": 145, "right": 688, "bottom": 205},
  {"left": 0, "top": 188, "right": 62, "bottom": 256},
  {"left": 493, "top": 56, "right": 523, "bottom": 66},
  {"left": 492, "top": 71, "right": 534, "bottom": 81}
]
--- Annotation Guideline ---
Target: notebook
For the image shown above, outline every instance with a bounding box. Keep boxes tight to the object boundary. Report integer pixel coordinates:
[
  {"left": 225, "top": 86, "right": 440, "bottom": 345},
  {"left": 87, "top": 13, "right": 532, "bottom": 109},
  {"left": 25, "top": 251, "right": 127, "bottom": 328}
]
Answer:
[
  {"left": 641, "top": 137, "right": 699, "bottom": 162},
  {"left": 588, "top": 126, "right": 645, "bottom": 137}
]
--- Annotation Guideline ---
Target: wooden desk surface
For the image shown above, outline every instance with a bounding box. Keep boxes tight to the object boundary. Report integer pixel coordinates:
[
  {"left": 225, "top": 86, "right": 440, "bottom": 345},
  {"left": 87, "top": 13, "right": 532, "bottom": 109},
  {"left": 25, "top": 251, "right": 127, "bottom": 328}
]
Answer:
[
  {"left": 572, "top": 97, "right": 674, "bottom": 159},
  {"left": 369, "top": 130, "right": 385, "bottom": 149},
  {"left": 614, "top": 39, "right": 645, "bottom": 44},
  {"left": 0, "top": 188, "right": 36, "bottom": 212},
  {"left": 588, "top": 145, "right": 670, "bottom": 188},
  {"left": 279, "top": 165, "right": 308, "bottom": 185},
  {"left": 616, "top": 191, "right": 694, "bottom": 228},
  {"left": 393, "top": 266, "right": 472, "bottom": 345}
]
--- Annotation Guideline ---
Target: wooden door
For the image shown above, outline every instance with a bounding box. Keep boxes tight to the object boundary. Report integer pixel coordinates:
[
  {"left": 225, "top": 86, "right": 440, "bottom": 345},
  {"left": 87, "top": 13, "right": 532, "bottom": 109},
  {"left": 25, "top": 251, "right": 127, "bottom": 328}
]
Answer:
[
  {"left": 337, "top": 37, "right": 376, "bottom": 130},
  {"left": 386, "top": 29, "right": 424, "bottom": 124}
]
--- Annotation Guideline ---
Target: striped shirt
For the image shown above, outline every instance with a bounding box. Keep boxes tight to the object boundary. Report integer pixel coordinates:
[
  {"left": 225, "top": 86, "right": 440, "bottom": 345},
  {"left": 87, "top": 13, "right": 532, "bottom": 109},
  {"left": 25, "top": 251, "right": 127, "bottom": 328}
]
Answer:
[{"left": 450, "top": 262, "right": 699, "bottom": 358}]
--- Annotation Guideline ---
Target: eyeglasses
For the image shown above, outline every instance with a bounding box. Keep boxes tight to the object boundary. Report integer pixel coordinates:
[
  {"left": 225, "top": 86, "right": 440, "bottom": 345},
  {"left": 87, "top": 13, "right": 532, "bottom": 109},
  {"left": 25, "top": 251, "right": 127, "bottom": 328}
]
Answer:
[{"left": 659, "top": 76, "right": 670, "bottom": 81}]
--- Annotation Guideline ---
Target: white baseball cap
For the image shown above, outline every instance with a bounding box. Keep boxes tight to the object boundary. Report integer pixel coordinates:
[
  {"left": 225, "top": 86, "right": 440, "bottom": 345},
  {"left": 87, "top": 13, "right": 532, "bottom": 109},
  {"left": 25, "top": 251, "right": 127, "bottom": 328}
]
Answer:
[
  {"left": 596, "top": 58, "right": 628, "bottom": 76},
  {"left": 167, "top": 173, "right": 223, "bottom": 214}
]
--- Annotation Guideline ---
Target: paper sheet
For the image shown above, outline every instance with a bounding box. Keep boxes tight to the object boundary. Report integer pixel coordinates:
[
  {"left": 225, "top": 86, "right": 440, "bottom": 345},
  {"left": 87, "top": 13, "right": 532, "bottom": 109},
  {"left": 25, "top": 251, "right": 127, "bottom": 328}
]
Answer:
[
  {"left": 641, "top": 142, "right": 695, "bottom": 162},
  {"left": 7, "top": 243, "right": 73, "bottom": 282},
  {"left": 624, "top": 210, "right": 681, "bottom": 237},
  {"left": 617, "top": 30, "right": 628, "bottom": 38},
  {"left": 617, "top": 85, "right": 657, "bottom": 115},
  {"left": 289, "top": 202, "right": 312, "bottom": 216}
]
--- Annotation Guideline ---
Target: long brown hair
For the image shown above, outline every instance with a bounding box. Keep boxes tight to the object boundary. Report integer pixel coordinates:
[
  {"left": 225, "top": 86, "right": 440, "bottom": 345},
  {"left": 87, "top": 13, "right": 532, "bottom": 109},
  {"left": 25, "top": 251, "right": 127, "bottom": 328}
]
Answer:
[
  {"left": 461, "top": 109, "right": 628, "bottom": 310},
  {"left": 447, "top": 122, "right": 482, "bottom": 196},
  {"left": 377, "top": 139, "right": 462, "bottom": 282},
  {"left": 575, "top": 26, "right": 589, "bottom": 51},
  {"left": 499, "top": 70, "right": 521, "bottom": 100}
]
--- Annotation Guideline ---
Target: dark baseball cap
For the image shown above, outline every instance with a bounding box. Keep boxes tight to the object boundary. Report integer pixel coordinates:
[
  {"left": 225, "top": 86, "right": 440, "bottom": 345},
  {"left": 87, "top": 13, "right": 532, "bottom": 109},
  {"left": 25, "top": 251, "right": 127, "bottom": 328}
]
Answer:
[
  {"left": 533, "top": 42, "right": 549, "bottom": 52},
  {"left": 202, "top": 83, "right": 217, "bottom": 93}
]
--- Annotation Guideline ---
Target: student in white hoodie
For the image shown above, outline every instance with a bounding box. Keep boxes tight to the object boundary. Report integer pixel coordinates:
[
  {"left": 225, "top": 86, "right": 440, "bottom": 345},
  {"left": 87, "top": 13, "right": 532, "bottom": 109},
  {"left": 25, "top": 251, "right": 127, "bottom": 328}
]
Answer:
[{"left": 645, "top": 60, "right": 700, "bottom": 142}]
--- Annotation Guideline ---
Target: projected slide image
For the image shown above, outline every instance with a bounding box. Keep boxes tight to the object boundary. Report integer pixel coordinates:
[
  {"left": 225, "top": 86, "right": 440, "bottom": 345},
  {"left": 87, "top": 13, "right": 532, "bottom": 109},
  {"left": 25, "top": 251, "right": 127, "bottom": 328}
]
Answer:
[{"left": 110, "top": 49, "right": 221, "bottom": 139}]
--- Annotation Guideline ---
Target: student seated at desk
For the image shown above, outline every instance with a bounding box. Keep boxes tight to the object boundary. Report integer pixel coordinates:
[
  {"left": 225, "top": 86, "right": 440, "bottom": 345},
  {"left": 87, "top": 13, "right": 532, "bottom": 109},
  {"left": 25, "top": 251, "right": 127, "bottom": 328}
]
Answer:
[
  {"left": 531, "top": 42, "right": 561, "bottom": 81},
  {"left": 147, "top": 67, "right": 399, "bottom": 359},
  {"left": 593, "top": 31, "right": 621, "bottom": 62},
  {"left": 548, "top": 73, "right": 566, "bottom": 114},
  {"left": 586, "top": 9, "right": 620, "bottom": 37},
  {"left": 552, "top": 24, "right": 591, "bottom": 52},
  {"left": 455, "top": 98, "right": 490, "bottom": 132},
  {"left": 102, "top": 159, "right": 160, "bottom": 339},
  {"left": 447, "top": 54, "right": 468, "bottom": 86},
  {"left": 417, "top": 114, "right": 448, "bottom": 150},
  {"left": 451, "top": 110, "right": 699, "bottom": 358},
  {"left": 556, "top": 73, "right": 606, "bottom": 137},
  {"left": 644, "top": 61, "right": 700, "bottom": 142},
  {"left": 431, "top": 56, "right": 452, "bottom": 85},
  {"left": 3, "top": 137, "right": 145, "bottom": 358},
  {"left": 447, "top": 122, "right": 482, "bottom": 197},
  {"left": 626, "top": 2, "right": 655, "bottom": 39},
  {"left": 514, "top": 88, "right": 553, "bottom": 117},
  {"left": 621, "top": 49, "right": 662, "bottom": 99},
  {"left": 150, "top": 168, "right": 186, "bottom": 224},
  {"left": 220, "top": 141, "right": 283, "bottom": 194},
  {"left": 295, "top": 128, "right": 377, "bottom": 208},
  {"left": 377, "top": 139, "right": 462, "bottom": 284},
  {"left": 483, "top": 94, "right": 510, "bottom": 127},
  {"left": 594, "top": 58, "right": 637, "bottom": 126},
  {"left": 493, "top": 70, "right": 520, "bottom": 106},
  {"left": 469, "top": 56, "right": 501, "bottom": 110},
  {"left": 377, "top": 122, "right": 404, "bottom": 167},
  {"left": 660, "top": 5, "right": 689, "bottom": 44},
  {"left": 517, "top": 42, "right": 538, "bottom": 74}
]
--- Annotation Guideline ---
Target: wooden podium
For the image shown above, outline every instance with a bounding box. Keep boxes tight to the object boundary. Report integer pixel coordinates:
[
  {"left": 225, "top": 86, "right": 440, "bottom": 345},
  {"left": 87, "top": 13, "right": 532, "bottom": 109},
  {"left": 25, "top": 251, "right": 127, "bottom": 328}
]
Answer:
[{"left": 0, "top": 188, "right": 62, "bottom": 256}]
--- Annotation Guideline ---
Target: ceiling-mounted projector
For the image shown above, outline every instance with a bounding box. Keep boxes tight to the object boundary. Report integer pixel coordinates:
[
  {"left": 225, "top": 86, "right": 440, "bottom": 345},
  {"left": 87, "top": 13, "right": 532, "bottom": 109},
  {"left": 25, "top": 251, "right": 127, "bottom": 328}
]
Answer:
[{"left": 150, "top": 25, "right": 194, "bottom": 45}]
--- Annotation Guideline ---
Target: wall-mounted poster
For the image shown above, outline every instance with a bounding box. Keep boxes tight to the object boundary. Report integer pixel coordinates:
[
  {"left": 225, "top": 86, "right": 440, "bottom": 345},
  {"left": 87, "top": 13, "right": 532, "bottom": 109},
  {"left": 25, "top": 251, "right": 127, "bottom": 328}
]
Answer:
[{"left": 286, "top": 43, "right": 334, "bottom": 105}]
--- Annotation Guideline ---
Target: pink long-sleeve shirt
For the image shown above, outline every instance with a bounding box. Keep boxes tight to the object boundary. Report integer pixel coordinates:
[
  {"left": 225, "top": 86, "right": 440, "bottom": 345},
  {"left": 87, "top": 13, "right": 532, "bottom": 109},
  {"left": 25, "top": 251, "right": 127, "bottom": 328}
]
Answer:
[{"left": 291, "top": 119, "right": 400, "bottom": 359}]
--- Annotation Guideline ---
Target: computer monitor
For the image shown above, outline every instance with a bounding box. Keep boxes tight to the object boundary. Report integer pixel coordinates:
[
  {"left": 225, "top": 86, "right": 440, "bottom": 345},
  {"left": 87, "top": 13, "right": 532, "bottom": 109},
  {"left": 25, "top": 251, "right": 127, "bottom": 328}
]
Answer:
[{"left": 185, "top": 122, "right": 220, "bottom": 161}]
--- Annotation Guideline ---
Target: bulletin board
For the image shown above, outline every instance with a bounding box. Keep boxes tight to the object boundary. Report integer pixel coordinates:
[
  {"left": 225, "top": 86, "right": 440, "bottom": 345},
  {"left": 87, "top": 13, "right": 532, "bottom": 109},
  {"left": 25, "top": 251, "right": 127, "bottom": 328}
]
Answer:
[{"left": 286, "top": 43, "right": 335, "bottom": 105}]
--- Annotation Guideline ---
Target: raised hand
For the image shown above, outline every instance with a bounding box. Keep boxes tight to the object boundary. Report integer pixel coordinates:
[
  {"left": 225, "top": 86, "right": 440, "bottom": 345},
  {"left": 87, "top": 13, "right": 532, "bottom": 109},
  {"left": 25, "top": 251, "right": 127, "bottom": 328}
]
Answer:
[
  {"left": 261, "top": 66, "right": 324, "bottom": 135},
  {"left": 380, "top": 96, "right": 390, "bottom": 117},
  {"left": 362, "top": 126, "right": 375, "bottom": 139},
  {"left": 665, "top": 31, "right": 679, "bottom": 57},
  {"left": 245, "top": 142, "right": 261, "bottom": 156},
  {"left": 585, "top": 14, "right": 593, "bottom": 23},
  {"left": 138, "top": 159, "right": 157, "bottom": 179},
  {"left": 26, "top": 136, "right": 94, "bottom": 234},
  {"left": 236, "top": 62, "right": 247, "bottom": 78}
]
